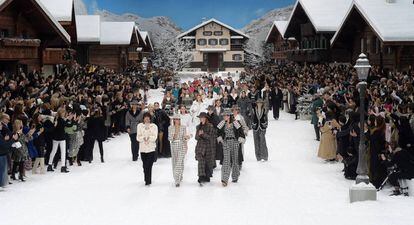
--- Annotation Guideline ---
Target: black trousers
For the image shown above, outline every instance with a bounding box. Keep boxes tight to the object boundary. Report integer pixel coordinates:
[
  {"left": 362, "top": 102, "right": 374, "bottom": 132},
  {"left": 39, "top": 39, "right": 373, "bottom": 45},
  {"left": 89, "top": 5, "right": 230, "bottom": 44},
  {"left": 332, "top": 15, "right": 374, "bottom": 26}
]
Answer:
[
  {"left": 129, "top": 133, "right": 140, "bottom": 161},
  {"left": 314, "top": 124, "right": 320, "bottom": 140},
  {"left": 272, "top": 104, "right": 280, "bottom": 119},
  {"left": 141, "top": 152, "right": 155, "bottom": 185}
]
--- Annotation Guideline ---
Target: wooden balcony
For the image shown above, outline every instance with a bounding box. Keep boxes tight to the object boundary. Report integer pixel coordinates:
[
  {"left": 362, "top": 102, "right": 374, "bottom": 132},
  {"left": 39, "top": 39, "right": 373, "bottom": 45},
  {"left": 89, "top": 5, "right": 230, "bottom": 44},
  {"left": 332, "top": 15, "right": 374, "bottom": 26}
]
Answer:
[
  {"left": 230, "top": 44, "right": 243, "bottom": 51},
  {"left": 286, "top": 48, "right": 329, "bottom": 63},
  {"left": 272, "top": 51, "right": 287, "bottom": 60},
  {"left": 42, "top": 48, "right": 75, "bottom": 65},
  {"left": 0, "top": 38, "right": 41, "bottom": 47}
]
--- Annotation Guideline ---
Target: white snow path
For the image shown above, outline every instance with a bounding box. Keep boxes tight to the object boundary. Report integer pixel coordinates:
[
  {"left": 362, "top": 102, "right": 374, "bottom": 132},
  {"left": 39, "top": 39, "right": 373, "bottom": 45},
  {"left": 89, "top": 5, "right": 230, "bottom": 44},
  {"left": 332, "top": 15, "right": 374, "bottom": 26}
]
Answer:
[{"left": 0, "top": 90, "right": 413, "bottom": 225}]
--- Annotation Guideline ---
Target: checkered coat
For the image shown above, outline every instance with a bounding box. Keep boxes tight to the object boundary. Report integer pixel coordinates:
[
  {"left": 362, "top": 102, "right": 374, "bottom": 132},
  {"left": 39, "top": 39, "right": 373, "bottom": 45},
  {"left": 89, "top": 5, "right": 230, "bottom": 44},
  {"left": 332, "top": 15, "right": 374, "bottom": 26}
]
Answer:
[{"left": 195, "top": 122, "right": 216, "bottom": 168}]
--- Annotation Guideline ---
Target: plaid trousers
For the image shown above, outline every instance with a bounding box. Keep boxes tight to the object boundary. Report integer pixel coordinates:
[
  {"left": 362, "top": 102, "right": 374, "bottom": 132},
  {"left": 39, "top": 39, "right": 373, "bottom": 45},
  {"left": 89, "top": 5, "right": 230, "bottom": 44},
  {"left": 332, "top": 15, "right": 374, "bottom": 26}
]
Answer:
[
  {"left": 171, "top": 140, "right": 186, "bottom": 184},
  {"left": 221, "top": 139, "right": 240, "bottom": 182}
]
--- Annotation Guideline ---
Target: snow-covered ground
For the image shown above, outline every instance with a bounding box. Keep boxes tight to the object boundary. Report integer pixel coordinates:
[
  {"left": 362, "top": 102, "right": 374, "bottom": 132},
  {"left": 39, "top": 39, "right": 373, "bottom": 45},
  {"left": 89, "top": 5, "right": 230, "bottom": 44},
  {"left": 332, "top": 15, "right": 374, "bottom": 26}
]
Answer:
[{"left": 1, "top": 88, "right": 413, "bottom": 225}]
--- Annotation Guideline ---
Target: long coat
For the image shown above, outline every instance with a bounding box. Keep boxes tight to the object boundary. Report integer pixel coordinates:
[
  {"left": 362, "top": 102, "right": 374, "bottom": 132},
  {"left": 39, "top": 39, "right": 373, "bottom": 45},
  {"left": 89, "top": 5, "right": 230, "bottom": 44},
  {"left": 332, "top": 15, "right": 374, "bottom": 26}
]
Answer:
[
  {"left": 317, "top": 120, "right": 339, "bottom": 160},
  {"left": 195, "top": 123, "right": 216, "bottom": 169}
]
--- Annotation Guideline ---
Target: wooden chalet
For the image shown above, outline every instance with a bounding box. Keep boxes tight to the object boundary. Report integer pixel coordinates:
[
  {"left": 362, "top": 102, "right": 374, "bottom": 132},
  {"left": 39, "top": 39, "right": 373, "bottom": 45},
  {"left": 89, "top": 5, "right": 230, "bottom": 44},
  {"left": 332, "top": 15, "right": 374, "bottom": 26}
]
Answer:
[
  {"left": 284, "top": 0, "right": 352, "bottom": 63},
  {"left": 331, "top": 0, "right": 414, "bottom": 71},
  {"left": 0, "top": 0, "right": 71, "bottom": 75},
  {"left": 75, "top": 15, "right": 151, "bottom": 72},
  {"left": 265, "top": 21, "right": 297, "bottom": 65},
  {"left": 177, "top": 18, "right": 249, "bottom": 72}
]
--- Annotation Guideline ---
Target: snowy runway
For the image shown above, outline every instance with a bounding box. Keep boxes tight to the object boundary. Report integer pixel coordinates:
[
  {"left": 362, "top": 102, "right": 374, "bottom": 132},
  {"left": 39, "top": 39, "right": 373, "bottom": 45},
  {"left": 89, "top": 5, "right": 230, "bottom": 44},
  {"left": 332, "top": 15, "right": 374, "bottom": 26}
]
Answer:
[{"left": 1, "top": 111, "right": 413, "bottom": 225}]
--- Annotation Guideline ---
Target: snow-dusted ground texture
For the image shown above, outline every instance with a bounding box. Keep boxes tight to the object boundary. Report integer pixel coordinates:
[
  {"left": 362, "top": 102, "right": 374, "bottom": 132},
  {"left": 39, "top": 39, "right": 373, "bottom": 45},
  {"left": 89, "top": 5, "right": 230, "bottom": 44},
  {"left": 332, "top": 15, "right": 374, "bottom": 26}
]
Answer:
[{"left": 0, "top": 88, "right": 413, "bottom": 225}]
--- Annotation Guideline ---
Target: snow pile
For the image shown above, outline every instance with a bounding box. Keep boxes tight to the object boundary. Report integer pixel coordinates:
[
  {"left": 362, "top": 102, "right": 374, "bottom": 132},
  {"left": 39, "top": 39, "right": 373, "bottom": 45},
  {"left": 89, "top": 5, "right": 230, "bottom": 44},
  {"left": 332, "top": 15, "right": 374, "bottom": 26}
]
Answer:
[{"left": 1, "top": 85, "right": 413, "bottom": 225}]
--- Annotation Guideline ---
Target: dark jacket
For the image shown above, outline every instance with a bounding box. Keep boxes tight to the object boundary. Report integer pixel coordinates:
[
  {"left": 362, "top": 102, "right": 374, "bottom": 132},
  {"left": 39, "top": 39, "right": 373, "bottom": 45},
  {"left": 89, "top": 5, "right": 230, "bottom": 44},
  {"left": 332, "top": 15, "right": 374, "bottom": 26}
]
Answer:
[
  {"left": 0, "top": 134, "right": 13, "bottom": 156},
  {"left": 216, "top": 120, "right": 246, "bottom": 141},
  {"left": 87, "top": 116, "right": 106, "bottom": 142},
  {"left": 252, "top": 106, "right": 268, "bottom": 131},
  {"left": 53, "top": 118, "right": 70, "bottom": 141}
]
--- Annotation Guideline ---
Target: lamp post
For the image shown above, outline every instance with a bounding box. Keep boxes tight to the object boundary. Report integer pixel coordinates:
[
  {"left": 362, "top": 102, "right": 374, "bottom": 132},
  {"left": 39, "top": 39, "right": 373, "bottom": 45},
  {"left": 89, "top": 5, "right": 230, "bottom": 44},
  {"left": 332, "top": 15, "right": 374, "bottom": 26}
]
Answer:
[{"left": 349, "top": 53, "right": 377, "bottom": 203}]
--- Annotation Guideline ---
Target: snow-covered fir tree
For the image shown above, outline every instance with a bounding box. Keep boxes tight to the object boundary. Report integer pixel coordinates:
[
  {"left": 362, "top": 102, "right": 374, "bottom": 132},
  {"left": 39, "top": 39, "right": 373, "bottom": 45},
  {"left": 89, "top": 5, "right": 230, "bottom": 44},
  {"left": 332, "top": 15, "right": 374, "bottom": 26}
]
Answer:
[{"left": 152, "top": 38, "right": 194, "bottom": 72}]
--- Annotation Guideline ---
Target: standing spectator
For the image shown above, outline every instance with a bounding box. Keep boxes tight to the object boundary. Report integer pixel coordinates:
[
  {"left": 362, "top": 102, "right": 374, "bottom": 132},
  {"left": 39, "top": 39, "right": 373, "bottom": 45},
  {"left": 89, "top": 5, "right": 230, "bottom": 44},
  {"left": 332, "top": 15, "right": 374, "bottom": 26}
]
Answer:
[
  {"left": 48, "top": 108, "right": 71, "bottom": 173},
  {"left": 311, "top": 94, "right": 324, "bottom": 141},
  {"left": 270, "top": 85, "right": 283, "bottom": 120},
  {"left": 125, "top": 100, "right": 141, "bottom": 161}
]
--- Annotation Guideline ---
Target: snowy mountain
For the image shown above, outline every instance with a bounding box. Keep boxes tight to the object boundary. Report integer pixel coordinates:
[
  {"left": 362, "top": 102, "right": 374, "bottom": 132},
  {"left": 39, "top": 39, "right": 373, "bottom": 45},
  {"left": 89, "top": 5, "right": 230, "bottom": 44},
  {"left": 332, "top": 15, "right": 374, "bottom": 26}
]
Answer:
[{"left": 242, "top": 5, "right": 293, "bottom": 56}]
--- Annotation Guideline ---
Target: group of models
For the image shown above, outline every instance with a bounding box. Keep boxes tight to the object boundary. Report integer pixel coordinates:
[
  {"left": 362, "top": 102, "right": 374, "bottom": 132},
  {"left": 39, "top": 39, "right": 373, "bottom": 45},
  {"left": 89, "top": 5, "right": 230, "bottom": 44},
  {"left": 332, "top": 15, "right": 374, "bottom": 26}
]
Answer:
[{"left": 134, "top": 99, "right": 269, "bottom": 187}]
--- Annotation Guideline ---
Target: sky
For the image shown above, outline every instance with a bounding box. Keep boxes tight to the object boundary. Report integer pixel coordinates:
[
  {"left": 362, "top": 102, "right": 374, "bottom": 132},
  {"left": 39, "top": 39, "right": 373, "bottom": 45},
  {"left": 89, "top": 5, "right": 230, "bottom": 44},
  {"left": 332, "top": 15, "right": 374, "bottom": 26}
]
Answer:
[{"left": 83, "top": 0, "right": 295, "bottom": 29}]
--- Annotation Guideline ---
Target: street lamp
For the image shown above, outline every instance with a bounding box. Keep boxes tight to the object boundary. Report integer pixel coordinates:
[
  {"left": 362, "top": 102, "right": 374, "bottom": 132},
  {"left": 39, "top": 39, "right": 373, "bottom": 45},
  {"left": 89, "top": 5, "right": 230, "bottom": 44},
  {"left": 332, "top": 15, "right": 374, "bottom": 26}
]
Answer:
[
  {"left": 349, "top": 53, "right": 377, "bottom": 203},
  {"left": 141, "top": 57, "right": 148, "bottom": 71}
]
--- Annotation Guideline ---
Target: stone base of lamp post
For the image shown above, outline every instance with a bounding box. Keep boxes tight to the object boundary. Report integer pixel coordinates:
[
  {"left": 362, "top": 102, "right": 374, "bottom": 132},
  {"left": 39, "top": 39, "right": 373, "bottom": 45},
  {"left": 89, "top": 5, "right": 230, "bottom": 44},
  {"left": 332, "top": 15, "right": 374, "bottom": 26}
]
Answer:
[{"left": 349, "top": 181, "right": 377, "bottom": 203}]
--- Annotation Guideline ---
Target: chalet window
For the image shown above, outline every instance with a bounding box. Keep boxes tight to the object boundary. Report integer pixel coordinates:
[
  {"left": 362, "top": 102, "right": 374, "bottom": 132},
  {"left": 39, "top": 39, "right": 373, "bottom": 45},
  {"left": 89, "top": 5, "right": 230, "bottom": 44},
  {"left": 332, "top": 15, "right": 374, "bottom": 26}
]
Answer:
[
  {"left": 198, "top": 39, "right": 207, "bottom": 46},
  {"left": 214, "top": 31, "right": 223, "bottom": 36},
  {"left": 375, "top": 37, "right": 380, "bottom": 54},
  {"left": 231, "top": 39, "right": 242, "bottom": 45},
  {"left": 360, "top": 38, "right": 365, "bottom": 53},
  {"left": 321, "top": 38, "right": 327, "bottom": 49},
  {"left": 387, "top": 47, "right": 393, "bottom": 55},
  {"left": 232, "top": 54, "right": 242, "bottom": 61},
  {"left": 219, "top": 39, "right": 229, "bottom": 45},
  {"left": 0, "top": 29, "right": 9, "bottom": 38},
  {"left": 208, "top": 39, "right": 218, "bottom": 46},
  {"left": 203, "top": 31, "right": 212, "bottom": 36}
]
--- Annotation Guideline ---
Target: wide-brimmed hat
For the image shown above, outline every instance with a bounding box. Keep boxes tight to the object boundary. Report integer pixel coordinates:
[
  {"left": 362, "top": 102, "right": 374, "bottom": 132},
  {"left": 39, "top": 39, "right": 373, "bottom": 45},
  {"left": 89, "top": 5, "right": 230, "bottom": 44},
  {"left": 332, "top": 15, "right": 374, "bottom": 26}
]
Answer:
[
  {"left": 198, "top": 112, "right": 209, "bottom": 118},
  {"left": 170, "top": 114, "right": 181, "bottom": 120},
  {"left": 222, "top": 108, "right": 233, "bottom": 116}
]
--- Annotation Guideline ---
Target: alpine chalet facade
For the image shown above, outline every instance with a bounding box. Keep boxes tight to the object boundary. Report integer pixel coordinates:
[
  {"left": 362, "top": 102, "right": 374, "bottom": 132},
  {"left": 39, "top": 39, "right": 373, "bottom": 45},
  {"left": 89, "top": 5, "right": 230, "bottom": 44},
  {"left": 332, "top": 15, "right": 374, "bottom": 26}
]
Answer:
[
  {"left": 265, "top": 21, "right": 297, "bottom": 65},
  {"left": 331, "top": 0, "right": 414, "bottom": 70},
  {"left": 177, "top": 19, "right": 249, "bottom": 72}
]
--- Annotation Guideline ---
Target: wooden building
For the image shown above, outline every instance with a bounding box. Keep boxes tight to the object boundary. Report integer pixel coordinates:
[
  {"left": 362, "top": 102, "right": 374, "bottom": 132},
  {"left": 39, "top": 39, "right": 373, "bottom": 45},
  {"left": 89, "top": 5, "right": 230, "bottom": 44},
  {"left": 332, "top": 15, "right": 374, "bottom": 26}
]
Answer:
[
  {"left": 265, "top": 21, "right": 297, "bottom": 65},
  {"left": 0, "top": 0, "right": 71, "bottom": 75},
  {"left": 39, "top": 0, "right": 77, "bottom": 74},
  {"left": 284, "top": 0, "right": 352, "bottom": 63},
  {"left": 75, "top": 15, "right": 151, "bottom": 72},
  {"left": 331, "top": 0, "right": 414, "bottom": 71},
  {"left": 177, "top": 18, "right": 249, "bottom": 72}
]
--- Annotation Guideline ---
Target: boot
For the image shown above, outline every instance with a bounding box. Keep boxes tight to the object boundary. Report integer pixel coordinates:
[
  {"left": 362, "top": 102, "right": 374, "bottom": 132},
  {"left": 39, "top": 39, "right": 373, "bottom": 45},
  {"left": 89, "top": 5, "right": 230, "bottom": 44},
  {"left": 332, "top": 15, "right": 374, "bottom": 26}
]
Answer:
[
  {"left": 19, "top": 174, "right": 25, "bottom": 182},
  {"left": 39, "top": 158, "right": 46, "bottom": 174},
  {"left": 101, "top": 156, "right": 104, "bottom": 163},
  {"left": 32, "top": 158, "right": 40, "bottom": 174},
  {"left": 69, "top": 157, "right": 73, "bottom": 166},
  {"left": 61, "top": 166, "right": 69, "bottom": 173},
  {"left": 221, "top": 180, "right": 228, "bottom": 187},
  {"left": 47, "top": 165, "right": 54, "bottom": 172}
]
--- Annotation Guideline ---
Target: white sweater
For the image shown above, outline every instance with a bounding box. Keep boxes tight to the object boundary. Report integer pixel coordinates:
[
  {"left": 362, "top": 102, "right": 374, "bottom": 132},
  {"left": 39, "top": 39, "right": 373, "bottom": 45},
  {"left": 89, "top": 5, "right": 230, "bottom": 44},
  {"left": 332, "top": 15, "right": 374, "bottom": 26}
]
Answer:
[{"left": 136, "top": 123, "right": 158, "bottom": 153}]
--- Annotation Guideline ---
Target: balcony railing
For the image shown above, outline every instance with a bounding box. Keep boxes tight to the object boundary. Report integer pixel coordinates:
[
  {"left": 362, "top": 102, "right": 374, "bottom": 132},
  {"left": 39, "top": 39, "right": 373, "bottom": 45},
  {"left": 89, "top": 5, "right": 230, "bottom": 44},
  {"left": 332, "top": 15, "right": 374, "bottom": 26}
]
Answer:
[{"left": 286, "top": 48, "right": 329, "bottom": 62}]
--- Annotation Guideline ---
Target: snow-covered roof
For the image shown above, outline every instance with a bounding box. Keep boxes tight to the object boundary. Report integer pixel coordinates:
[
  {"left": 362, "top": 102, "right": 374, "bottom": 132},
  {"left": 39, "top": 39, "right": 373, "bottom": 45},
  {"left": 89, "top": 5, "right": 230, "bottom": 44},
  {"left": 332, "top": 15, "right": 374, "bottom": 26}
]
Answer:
[
  {"left": 139, "top": 31, "right": 154, "bottom": 51},
  {"left": 39, "top": 0, "right": 73, "bottom": 22},
  {"left": 100, "top": 22, "right": 136, "bottom": 45},
  {"left": 230, "top": 36, "right": 245, "bottom": 39},
  {"left": 332, "top": 0, "right": 414, "bottom": 44},
  {"left": 287, "top": 0, "right": 352, "bottom": 33},
  {"left": 265, "top": 21, "right": 289, "bottom": 43},
  {"left": 199, "top": 48, "right": 227, "bottom": 52},
  {"left": 0, "top": 0, "right": 71, "bottom": 44},
  {"left": 177, "top": 18, "right": 249, "bottom": 39},
  {"left": 76, "top": 15, "right": 100, "bottom": 43}
]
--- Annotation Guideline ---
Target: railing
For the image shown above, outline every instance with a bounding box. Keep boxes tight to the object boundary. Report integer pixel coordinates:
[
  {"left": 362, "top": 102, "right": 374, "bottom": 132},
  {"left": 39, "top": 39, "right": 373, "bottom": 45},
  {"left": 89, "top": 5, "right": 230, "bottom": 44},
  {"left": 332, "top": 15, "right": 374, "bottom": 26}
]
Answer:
[
  {"left": 230, "top": 44, "right": 243, "bottom": 51},
  {"left": 286, "top": 48, "right": 330, "bottom": 62},
  {"left": 0, "top": 38, "right": 41, "bottom": 47}
]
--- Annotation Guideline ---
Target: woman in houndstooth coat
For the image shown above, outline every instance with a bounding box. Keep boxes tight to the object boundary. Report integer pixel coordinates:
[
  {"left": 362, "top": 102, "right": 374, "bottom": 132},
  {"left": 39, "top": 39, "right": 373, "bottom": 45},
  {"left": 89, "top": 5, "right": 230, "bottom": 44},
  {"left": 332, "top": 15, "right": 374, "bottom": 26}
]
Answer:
[
  {"left": 168, "top": 114, "right": 190, "bottom": 187},
  {"left": 217, "top": 109, "right": 245, "bottom": 187}
]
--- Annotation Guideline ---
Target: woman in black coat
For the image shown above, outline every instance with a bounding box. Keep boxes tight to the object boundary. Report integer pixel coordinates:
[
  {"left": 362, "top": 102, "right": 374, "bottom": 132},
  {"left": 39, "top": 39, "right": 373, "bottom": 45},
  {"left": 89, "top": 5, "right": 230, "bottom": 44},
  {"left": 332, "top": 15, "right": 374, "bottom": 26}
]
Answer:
[
  {"left": 369, "top": 116, "right": 387, "bottom": 189},
  {"left": 85, "top": 108, "right": 106, "bottom": 163}
]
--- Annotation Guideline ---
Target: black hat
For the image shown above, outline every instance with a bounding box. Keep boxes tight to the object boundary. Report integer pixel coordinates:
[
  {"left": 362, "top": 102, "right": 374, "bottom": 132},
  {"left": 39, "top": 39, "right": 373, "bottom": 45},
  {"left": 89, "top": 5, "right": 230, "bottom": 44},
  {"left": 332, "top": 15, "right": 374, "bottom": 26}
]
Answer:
[{"left": 198, "top": 112, "right": 209, "bottom": 118}]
